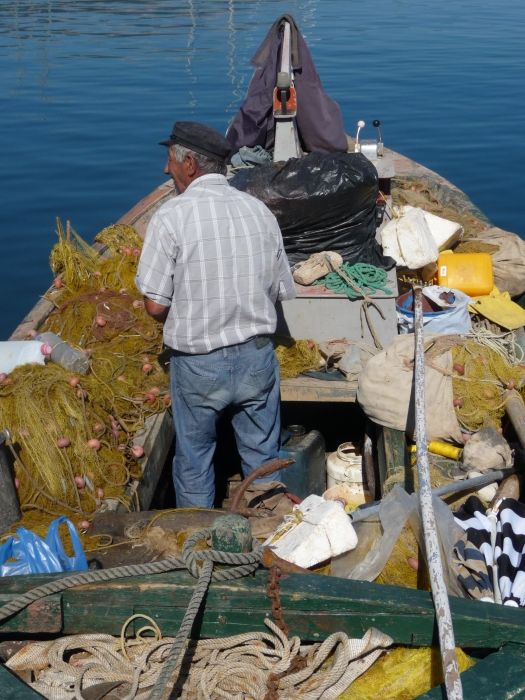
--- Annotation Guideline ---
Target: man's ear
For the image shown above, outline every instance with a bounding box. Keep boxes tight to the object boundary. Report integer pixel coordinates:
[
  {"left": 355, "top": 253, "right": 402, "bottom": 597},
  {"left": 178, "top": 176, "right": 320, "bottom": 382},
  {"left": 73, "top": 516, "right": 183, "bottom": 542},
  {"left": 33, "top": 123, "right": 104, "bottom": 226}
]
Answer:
[{"left": 185, "top": 153, "right": 198, "bottom": 177}]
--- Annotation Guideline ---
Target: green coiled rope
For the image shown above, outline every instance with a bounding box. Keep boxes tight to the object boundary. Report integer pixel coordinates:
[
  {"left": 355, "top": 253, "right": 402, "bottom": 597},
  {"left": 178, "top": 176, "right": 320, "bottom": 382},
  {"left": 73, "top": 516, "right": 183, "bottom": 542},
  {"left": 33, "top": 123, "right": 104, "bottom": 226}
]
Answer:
[{"left": 314, "top": 262, "right": 392, "bottom": 299}]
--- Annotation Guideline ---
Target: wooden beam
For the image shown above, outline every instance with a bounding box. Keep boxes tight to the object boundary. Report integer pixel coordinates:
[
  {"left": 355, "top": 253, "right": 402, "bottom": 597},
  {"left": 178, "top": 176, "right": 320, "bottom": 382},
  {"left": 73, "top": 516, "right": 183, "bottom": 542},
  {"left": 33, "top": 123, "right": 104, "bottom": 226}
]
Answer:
[
  {"left": 2, "top": 570, "right": 525, "bottom": 649},
  {"left": 280, "top": 376, "right": 357, "bottom": 403}
]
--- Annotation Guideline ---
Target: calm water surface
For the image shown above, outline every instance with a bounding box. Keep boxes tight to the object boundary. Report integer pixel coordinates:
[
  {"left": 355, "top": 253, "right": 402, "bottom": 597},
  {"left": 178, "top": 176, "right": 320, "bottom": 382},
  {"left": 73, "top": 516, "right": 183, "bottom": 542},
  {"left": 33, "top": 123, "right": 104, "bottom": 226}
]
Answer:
[{"left": 0, "top": 0, "right": 524, "bottom": 338}]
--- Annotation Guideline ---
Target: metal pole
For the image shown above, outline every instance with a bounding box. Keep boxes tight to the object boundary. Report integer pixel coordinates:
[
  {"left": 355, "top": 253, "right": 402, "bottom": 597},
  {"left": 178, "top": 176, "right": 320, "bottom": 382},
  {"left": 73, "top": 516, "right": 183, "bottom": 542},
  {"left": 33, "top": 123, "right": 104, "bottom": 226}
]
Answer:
[
  {"left": 351, "top": 467, "right": 514, "bottom": 523},
  {"left": 413, "top": 286, "right": 463, "bottom": 700}
]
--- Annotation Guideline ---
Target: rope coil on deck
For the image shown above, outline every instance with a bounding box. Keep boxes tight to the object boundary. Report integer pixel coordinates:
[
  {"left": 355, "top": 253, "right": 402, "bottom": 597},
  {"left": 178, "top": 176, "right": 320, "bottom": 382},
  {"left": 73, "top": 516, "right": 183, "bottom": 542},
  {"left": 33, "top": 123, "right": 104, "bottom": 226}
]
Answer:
[
  {"left": 6, "top": 619, "right": 393, "bottom": 700},
  {"left": 0, "top": 528, "right": 264, "bottom": 699}
]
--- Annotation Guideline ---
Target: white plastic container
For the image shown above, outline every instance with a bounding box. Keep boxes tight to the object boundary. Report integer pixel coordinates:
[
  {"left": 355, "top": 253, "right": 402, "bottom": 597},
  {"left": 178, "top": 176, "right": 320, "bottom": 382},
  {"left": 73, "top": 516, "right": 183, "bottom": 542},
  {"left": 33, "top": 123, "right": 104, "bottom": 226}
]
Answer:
[
  {"left": 326, "top": 442, "right": 370, "bottom": 507},
  {"left": 0, "top": 341, "right": 47, "bottom": 374}
]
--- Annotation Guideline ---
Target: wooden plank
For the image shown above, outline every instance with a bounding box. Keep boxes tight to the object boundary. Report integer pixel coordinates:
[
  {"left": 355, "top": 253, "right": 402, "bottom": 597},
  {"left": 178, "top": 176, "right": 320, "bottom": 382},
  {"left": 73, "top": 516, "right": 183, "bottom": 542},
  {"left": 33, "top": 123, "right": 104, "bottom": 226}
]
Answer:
[
  {"left": 3, "top": 570, "right": 525, "bottom": 648},
  {"left": 0, "top": 595, "right": 62, "bottom": 634},
  {"left": 280, "top": 376, "right": 357, "bottom": 402},
  {"left": 416, "top": 643, "right": 525, "bottom": 699},
  {"left": 127, "top": 410, "right": 174, "bottom": 510},
  {"left": 376, "top": 426, "right": 409, "bottom": 492},
  {"left": 0, "top": 664, "right": 45, "bottom": 699}
]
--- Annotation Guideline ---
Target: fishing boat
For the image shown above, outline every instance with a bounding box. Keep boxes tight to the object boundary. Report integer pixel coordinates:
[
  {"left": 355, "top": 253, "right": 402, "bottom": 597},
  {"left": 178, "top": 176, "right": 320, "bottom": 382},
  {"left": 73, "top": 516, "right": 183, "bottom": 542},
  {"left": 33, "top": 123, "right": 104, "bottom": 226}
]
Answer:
[{"left": 2, "top": 14, "right": 525, "bottom": 700}]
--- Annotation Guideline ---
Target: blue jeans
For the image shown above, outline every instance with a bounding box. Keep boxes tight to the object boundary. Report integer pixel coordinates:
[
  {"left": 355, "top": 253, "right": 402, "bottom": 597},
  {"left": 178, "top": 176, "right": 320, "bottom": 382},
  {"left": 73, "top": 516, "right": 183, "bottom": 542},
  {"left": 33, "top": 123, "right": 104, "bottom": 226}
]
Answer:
[{"left": 170, "top": 338, "right": 282, "bottom": 508}]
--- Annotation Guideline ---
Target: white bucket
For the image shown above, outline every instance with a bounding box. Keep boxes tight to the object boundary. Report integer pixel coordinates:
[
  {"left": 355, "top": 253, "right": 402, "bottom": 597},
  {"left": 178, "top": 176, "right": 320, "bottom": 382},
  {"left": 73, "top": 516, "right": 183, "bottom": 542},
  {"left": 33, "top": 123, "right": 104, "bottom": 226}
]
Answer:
[{"left": 326, "top": 442, "right": 370, "bottom": 506}]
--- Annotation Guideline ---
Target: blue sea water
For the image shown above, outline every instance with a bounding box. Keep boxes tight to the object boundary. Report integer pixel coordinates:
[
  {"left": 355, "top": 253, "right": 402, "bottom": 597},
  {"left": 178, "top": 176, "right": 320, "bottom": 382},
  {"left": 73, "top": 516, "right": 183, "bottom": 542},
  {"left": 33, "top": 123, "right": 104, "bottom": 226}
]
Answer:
[{"left": 0, "top": 0, "right": 524, "bottom": 339}]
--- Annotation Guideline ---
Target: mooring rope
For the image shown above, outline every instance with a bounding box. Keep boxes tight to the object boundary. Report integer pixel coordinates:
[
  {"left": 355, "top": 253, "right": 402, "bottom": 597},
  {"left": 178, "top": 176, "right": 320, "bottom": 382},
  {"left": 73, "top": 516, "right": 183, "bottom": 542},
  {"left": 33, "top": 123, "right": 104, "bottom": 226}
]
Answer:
[
  {"left": 0, "top": 528, "right": 261, "bottom": 626},
  {"left": 0, "top": 557, "right": 185, "bottom": 625},
  {"left": 6, "top": 619, "right": 393, "bottom": 700}
]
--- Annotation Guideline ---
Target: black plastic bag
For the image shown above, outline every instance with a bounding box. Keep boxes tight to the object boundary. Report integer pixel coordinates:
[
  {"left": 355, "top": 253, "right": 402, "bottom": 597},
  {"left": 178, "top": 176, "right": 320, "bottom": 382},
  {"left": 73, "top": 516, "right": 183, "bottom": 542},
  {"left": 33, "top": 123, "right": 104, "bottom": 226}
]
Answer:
[{"left": 230, "top": 152, "right": 395, "bottom": 268}]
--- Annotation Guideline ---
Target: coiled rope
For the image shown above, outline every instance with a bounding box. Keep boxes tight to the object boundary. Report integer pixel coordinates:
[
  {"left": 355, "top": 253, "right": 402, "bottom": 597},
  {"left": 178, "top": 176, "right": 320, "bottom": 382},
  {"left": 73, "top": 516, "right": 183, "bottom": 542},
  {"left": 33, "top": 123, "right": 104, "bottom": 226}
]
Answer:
[
  {"left": 0, "top": 527, "right": 262, "bottom": 700},
  {"left": 315, "top": 262, "right": 392, "bottom": 350},
  {"left": 7, "top": 619, "right": 393, "bottom": 700},
  {"left": 314, "top": 262, "right": 392, "bottom": 300},
  {"left": 149, "top": 529, "right": 262, "bottom": 700}
]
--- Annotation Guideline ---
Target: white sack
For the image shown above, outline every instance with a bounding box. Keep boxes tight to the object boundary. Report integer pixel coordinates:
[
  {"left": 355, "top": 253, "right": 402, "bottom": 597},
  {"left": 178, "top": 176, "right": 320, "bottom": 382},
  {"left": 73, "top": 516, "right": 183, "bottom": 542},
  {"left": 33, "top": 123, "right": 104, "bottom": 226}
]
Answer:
[
  {"left": 357, "top": 334, "right": 463, "bottom": 443},
  {"left": 380, "top": 207, "right": 439, "bottom": 269},
  {"left": 402, "top": 205, "right": 463, "bottom": 250}
]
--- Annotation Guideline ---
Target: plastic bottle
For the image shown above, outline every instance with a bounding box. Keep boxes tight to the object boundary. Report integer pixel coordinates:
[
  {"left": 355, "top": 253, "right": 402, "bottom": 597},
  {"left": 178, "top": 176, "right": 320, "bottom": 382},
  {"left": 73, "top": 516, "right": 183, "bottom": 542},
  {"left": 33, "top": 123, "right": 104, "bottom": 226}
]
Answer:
[{"left": 35, "top": 332, "right": 90, "bottom": 374}]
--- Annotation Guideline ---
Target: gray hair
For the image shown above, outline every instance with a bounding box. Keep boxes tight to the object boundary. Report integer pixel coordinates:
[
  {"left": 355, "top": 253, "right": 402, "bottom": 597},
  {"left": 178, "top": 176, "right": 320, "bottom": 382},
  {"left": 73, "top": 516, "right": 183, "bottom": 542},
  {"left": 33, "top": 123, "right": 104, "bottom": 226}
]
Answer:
[{"left": 170, "top": 143, "right": 227, "bottom": 176}]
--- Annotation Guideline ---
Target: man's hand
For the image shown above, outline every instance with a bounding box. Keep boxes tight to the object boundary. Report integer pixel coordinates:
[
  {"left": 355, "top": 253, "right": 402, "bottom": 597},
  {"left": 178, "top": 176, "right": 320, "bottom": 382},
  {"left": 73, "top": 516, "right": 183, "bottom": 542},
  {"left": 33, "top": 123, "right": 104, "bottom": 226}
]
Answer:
[{"left": 144, "top": 297, "right": 170, "bottom": 323}]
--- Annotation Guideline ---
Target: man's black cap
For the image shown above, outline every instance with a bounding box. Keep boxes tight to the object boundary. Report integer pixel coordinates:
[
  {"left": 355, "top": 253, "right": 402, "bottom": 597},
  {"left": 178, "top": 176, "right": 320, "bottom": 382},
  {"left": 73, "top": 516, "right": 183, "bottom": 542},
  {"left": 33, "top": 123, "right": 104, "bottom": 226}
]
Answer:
[{"left": 159, "top": 121, "right": 231, "bottom": 162}]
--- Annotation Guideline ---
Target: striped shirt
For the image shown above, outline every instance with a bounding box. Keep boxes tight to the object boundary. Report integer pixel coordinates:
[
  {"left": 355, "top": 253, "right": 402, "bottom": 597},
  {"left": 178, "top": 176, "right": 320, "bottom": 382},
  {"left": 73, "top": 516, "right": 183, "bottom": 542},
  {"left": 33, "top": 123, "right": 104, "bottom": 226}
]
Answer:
[{"left": 136, "top": 174, "right": 296, "bottom": 353}]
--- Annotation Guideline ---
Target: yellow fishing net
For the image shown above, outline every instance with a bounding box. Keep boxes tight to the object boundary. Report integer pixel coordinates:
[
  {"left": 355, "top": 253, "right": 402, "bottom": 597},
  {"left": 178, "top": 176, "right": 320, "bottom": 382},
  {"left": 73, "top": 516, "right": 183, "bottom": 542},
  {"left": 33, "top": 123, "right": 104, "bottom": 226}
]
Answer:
[
  {"left": 0, "top": 220, "right": 323, "bottom": 548},
  {"left": 451, "top": 339, "right": 525, "bottom": 432},
  {"left": 0, "top": 221, "right": 168, "bottom": 545},
  {"left": 375, "top": 524, "right": 429, "bottom": 590},
  {"left": 340, "top": 645, "right": 475, "bottom": 700},
  {"left": 274, "top": 338, "right": 322, "bottom": 378}
]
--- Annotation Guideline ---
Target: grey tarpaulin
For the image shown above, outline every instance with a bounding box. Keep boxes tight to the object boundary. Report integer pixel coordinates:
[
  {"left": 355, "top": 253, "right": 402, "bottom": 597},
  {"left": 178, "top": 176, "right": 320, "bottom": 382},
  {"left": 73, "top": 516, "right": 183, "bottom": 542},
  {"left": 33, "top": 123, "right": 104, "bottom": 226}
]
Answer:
[{"left": 226, "top": 14, "right": 348, "bottom": 154}]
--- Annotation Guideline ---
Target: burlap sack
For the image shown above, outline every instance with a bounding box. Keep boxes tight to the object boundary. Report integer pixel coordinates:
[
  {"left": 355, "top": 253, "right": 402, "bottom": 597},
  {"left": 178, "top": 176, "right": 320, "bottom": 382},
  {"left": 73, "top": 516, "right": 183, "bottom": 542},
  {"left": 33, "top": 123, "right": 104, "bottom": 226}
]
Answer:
[
  {"left": 474, "top": 227, "right": 525, "bottom": 297},
  {"left": 356, "top": 334, "right": 463, "bottom": 443}
]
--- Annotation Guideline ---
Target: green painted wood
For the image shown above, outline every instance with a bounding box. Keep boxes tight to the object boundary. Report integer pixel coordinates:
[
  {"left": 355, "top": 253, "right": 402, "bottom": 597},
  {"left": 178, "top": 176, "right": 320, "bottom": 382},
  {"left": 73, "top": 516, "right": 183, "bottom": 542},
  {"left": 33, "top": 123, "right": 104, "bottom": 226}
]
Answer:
[
  {"left": 0, "top": 664, "right": 44, "bottom": 698},
  {"left": 376, "top": 425, "right": 409, "bottom": 492},
  {"left": 3, "top": 570, "right": 525, "bottom": 649},
  {"left": 416, "top": 643, "right": 525, "bottom": 699},
  {"left": 0, "top": 594, "right": 62, "bottom": 634},
  {"left": 383, "top": 427, "right": 410, "bottom": 492}
]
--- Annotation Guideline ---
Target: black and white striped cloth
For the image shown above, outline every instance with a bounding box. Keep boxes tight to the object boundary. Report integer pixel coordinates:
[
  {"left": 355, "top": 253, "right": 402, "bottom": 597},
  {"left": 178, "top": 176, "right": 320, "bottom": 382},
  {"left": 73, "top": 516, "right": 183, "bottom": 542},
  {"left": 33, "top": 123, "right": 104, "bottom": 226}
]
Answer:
[{"left": 453, "top": 496, "right": 525, "bottom": 607}]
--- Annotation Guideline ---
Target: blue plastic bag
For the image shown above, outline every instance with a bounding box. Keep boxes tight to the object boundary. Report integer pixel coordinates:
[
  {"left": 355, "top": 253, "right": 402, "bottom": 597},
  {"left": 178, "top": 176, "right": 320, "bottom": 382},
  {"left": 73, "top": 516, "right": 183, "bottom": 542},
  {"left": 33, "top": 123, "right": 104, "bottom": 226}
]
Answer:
[
  {"left": 0, "top": 516, "right": 88, "bottom": 577},
  {"left": 397, "top": 285, "right": 472, "bottom": 335}
]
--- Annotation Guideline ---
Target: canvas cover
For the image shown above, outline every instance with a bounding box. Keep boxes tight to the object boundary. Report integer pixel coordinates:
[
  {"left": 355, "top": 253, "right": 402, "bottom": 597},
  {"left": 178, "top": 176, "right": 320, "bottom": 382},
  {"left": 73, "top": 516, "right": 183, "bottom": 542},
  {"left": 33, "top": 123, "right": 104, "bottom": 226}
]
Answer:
[{"left": 226, "top": 14, "right": 348, "bottom": 155}]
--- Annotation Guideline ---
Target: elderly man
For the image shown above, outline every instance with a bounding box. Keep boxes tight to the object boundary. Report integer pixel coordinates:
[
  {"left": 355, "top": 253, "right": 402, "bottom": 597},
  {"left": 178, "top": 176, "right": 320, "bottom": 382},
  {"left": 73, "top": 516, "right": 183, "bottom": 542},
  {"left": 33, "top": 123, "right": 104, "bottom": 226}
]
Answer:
[{"left": 136, "top": 121, "right": 296, "bottom": 508}]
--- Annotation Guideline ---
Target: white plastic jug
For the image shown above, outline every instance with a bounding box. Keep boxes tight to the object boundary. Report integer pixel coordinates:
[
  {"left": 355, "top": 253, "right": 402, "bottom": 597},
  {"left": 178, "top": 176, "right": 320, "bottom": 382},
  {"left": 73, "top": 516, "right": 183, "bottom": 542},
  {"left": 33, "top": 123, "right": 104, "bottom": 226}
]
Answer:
[
  {"left": 326, "top": 442, "right": 370, "bottom": 506},
  {"left": 0, "top": 341, "right": 47, "bottom": 374}
]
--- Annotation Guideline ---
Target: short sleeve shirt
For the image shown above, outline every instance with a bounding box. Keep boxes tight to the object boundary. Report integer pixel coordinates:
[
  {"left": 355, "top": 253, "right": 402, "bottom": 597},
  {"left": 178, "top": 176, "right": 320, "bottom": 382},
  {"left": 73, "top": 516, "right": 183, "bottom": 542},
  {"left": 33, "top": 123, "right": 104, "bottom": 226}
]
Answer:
[{"left": 136, "top": 174, "right": 296, "bottom": 353}]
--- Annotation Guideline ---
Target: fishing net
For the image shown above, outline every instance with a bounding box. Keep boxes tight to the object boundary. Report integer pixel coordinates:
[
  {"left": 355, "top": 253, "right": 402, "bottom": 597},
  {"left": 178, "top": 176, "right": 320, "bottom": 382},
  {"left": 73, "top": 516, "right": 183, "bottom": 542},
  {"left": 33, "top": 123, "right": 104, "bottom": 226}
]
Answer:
[
  {"left": 391, "top": 174, "right": 489, "bottom": 238},
  {"left": 0, "top": 221, "right": 169, "bottom": 546},
  {"left": 339, "top": 644, "right": 475, "bottom": 700},
  {"left": 374, "top": 524, "right": 427, "bottom": 589},
  {"left": 274, "top": 338, "right": 322, "bottom": 378},
  {"left": 451, "top": 338, "right": 525, "bottom": 431},
  {"left": 454, "top": 239, "right": 500, "bottom": 255}
]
